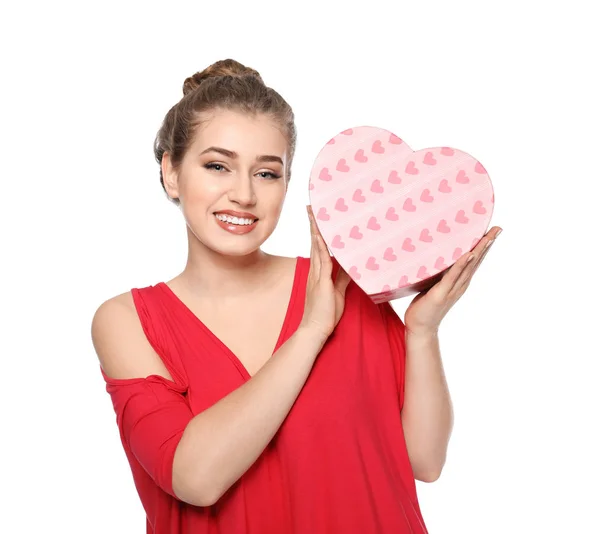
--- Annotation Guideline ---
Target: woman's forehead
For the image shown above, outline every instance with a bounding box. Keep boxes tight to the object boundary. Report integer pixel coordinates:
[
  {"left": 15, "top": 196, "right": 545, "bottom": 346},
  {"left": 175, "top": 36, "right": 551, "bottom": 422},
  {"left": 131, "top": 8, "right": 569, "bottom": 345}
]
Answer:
[{"left": 192, "top": 111, "right": 288, "bottom": 159}]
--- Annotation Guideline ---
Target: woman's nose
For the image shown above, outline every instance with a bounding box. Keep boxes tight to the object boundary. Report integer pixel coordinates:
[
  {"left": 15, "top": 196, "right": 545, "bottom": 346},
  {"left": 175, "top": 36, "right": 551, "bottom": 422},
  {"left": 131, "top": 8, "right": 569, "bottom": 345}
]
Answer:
[{"left": 228, "top": 175, "right": 257, "bottom": 205}]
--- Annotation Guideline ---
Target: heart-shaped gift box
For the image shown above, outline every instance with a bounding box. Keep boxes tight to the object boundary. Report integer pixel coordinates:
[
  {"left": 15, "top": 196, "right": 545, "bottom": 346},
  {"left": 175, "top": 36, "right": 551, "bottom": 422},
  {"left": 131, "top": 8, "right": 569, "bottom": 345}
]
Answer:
[{"left": 308, "top": 126, "right": 494, "bottom": 303}]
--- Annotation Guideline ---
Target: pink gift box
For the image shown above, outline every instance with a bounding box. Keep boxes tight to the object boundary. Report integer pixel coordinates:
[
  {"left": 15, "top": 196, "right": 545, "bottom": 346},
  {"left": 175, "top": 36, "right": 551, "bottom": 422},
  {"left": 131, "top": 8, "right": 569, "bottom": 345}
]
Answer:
[{"left": 308, "top": 126, "right": 495, "bottom": 303}]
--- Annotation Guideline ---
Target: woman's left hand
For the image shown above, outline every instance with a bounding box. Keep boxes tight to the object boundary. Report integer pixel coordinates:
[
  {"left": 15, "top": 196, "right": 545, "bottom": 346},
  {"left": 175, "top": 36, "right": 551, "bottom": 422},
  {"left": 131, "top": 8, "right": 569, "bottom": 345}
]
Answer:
[{"left": 404, "top": 226, "right": 503, "bottom": 336}]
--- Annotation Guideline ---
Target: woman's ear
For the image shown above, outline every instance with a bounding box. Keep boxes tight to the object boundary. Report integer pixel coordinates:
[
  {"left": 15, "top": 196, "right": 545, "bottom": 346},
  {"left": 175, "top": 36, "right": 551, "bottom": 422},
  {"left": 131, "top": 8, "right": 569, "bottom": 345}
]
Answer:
[{"left": 162, "top": 152, "right": 180, "bottom": 201}]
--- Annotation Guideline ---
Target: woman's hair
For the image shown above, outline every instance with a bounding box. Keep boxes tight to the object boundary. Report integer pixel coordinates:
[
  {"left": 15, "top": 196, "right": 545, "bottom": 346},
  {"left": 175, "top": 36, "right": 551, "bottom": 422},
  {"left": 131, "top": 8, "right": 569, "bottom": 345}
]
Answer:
[{"left": 154, "top": 58, "right": 297, "bottom": 205}]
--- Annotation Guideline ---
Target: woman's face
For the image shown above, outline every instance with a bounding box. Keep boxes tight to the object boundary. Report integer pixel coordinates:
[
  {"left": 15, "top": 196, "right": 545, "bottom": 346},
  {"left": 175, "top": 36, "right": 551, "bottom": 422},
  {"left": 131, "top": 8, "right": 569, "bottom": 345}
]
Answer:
[{"left": 164, "top": 109, "right": 289, "bottom": 257}]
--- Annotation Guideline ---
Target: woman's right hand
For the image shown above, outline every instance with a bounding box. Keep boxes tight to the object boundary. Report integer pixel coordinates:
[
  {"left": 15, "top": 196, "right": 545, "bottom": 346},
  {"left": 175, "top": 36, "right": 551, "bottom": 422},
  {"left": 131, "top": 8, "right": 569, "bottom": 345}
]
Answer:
[{"left": 299, "top": 205, "right": 352, "bottom": 343}]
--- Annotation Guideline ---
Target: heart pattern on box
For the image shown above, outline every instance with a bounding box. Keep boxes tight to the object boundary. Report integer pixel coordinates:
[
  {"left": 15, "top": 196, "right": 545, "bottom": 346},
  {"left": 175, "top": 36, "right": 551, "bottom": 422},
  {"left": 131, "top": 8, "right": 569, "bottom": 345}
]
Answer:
[{"left": 308, "top": 126, "right": 494, "bottom": 302}]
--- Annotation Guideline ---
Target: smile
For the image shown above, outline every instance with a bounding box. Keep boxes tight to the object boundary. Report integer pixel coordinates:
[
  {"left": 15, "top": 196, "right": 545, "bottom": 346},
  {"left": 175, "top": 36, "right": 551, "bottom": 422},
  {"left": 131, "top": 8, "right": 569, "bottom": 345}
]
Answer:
[
  {"left": 213, "top": 213, "right": 259, "bottom": 235},
  {"left": 214, "top": 213, "right": 257, "bottom": 226}
]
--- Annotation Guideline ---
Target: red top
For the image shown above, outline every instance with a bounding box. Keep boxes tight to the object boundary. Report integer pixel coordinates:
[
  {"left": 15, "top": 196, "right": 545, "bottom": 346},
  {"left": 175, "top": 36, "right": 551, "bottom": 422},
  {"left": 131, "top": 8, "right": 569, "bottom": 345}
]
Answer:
[{"left": 100, "top": 256, "right": 429, "bottom": 533}]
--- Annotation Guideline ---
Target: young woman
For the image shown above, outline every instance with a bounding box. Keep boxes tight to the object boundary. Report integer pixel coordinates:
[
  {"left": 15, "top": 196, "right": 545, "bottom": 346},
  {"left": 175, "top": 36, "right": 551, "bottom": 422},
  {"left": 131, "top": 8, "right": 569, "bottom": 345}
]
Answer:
[{"left": 91, "top": 58, "right": 502, "bottom": 534}]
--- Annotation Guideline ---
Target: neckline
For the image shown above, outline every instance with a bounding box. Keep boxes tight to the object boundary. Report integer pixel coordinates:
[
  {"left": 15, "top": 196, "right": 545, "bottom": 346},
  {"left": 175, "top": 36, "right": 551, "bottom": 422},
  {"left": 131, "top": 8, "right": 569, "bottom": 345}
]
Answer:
[{"left": 156, "top": 256, "right": 302, "bottom": 380}]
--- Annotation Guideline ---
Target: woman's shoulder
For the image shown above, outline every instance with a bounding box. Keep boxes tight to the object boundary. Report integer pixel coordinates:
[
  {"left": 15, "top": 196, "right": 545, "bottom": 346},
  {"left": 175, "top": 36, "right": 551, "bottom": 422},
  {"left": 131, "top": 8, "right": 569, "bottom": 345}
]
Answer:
[
  {"left": 91, "top": 288, "right": 175, "bottom": 382},
  {"left": 92, "top": 290, "right": 136, "bottom": 325}
]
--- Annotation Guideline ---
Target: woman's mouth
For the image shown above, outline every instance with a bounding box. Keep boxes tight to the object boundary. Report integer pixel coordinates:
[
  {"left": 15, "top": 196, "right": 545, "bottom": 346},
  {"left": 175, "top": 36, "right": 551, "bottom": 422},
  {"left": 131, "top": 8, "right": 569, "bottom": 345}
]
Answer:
[{"left": 214, "top": 212, "right": 259, "bottom": 235}]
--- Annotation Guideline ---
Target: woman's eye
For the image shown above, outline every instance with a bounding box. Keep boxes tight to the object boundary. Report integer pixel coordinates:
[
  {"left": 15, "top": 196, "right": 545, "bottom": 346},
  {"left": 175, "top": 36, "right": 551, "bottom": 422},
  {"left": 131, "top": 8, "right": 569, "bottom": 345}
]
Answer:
[
  {"left": 205, "top": 163, "right": 226, "bottom": 172},
  {"left": 258, "top": 171, "right": 281, "bottom": 180},
  {"left": 204, "top": 163, "right": 280, "bottom": 180}
]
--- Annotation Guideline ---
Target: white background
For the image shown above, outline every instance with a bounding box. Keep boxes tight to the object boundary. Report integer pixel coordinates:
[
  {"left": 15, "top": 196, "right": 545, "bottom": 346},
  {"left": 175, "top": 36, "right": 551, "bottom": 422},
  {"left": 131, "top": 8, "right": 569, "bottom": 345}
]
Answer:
[{"left": 1, "top": 0, "right": 598, "bottom": 532}]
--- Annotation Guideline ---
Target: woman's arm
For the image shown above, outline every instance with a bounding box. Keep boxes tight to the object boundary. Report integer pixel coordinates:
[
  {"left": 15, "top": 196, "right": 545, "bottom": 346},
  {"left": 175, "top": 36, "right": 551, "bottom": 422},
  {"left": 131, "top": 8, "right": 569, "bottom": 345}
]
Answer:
[
  {"left": 401, "top": 329, "right": 454, "bottom": 482},
  {"left": 399, "top": 227, "right": 501, "bottom": 481},
  {"left": 174, "top": 325, "right": 325, "bottom": 504},
  {"left": 93, "top": 296, "right": 327, "bottom": 507}
]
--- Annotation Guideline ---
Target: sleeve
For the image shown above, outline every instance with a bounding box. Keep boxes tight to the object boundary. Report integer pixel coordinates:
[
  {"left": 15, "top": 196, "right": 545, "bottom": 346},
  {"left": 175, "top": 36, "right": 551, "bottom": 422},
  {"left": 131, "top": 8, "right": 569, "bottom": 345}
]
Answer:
[
  {"left": 378, "top": 301, "right": 407, "bottom": 411},
  {"left": 102, "top": 369, "right": 194, "bottom": 499}
]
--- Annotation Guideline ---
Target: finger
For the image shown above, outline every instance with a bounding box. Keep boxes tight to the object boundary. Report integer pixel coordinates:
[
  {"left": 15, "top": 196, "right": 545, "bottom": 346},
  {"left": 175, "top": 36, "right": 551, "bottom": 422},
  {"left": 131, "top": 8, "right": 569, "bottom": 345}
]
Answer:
[
  {"left": 308, "top": 204, "right": 330, "bottom": 278},
  {"left": 442, "top": 230, "right": 496, "bottom": 292},
  {"left": 487, "top": 226, "right": 503, "bottom": 240},
  {"left": 471, "top": 236, "right": 496, "bottom": 272},
  {"left": 465, "top": 235, "right": 496, "bottom": 277},
  {"left": 317, "top": 232, "right": 333, "bottom": 279},
  {"left": 307, "top": 206, "right": 320, "bottom": 279},
  {"left": 451, "top": 238, "right": 495, "bottom": 294},
  {"left": 436, "top": 251, "right": 475, "bottom": 294},
  {"left": 454, "top": 237, "right": 495, "bottom": 292}
]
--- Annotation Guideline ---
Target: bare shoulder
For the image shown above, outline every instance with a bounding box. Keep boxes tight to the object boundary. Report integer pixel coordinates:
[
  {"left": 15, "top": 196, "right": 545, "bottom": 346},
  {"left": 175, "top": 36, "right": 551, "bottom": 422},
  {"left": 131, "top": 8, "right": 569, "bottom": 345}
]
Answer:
[{"left": 91, "top": 291, "right": 173, "bottom": 381}]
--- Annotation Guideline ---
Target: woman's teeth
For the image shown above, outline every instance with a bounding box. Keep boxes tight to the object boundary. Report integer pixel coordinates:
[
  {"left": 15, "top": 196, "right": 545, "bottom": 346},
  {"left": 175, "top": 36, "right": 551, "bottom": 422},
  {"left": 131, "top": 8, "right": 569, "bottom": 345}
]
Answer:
[{"left": 215, "top": 214, "right": 256, "bottom": 226}]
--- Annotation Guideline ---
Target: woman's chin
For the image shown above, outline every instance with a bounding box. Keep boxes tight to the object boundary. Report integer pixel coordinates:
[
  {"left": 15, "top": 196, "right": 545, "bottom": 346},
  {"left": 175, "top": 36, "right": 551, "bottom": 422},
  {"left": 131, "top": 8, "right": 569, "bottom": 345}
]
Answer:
[{"left": 205, "top": 236, "right": 265, "bottom": 258}]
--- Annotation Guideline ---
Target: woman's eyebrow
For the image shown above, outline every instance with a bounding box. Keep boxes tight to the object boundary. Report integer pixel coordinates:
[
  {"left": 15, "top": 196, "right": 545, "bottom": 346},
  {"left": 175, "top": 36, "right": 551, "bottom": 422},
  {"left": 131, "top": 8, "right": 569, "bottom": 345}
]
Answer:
[{"left": 200, "top": 146, "right": 283, "bottom": 165}]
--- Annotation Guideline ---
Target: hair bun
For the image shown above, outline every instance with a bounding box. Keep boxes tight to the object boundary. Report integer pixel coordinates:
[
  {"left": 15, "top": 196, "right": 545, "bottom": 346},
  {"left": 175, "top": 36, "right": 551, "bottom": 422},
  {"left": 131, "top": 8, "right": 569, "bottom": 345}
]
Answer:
[{"left": 182, "top": 59, "right": 264, "bottom": 96}]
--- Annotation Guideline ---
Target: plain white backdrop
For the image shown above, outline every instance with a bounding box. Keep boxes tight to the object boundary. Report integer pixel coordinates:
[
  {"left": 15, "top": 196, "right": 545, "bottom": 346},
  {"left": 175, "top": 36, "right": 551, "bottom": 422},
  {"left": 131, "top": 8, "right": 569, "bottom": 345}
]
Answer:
[{"left": 1, "top": 0, "right": 598, "bottom": 532}]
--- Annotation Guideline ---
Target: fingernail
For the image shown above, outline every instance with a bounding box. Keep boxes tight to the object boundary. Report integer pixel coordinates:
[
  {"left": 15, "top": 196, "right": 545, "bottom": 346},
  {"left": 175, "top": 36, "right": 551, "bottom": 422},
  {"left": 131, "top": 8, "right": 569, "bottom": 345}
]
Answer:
[{"left": 497, "top": 228, "right": 502, "bottom": 237}]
